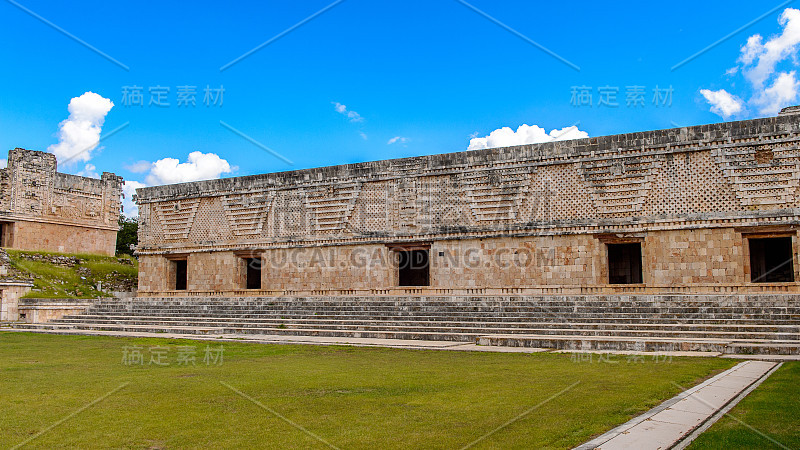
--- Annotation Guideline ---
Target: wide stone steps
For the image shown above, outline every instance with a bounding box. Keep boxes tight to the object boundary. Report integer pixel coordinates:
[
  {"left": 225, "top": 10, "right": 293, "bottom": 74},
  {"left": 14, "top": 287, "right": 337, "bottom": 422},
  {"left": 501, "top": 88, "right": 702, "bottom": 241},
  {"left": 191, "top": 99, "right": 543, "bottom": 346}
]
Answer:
[
  {"left": 14, "top": 295, "right": 800, "bottom": 355},
  {"left": 39, "top": 318, "right": 800, "bottom": 340},
  {"left": 65, "top": 309, "right": 800, "bottom": 323},
  {"left": 86, "top": 303, "right": 800, "bottom": 311},
  {"left": 54, "top": 314, "right": 800, "bottom": 332},
  {"left": 18, "top": 322, "right": 800, "bottom": 354}
]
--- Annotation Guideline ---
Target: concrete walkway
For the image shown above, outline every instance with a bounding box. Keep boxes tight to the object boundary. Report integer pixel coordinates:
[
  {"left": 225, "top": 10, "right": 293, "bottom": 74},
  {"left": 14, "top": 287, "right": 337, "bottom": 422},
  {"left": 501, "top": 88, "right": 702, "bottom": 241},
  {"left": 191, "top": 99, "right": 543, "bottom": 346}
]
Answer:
[
  {"left": 4, "top": 327, "right": 734, "bottom": 356},
  {"left": 6, "top": 327, "right": 800, "bottom": 360},
  {"left": 575, "top": 360, "right": 781, "bottom": 450}
]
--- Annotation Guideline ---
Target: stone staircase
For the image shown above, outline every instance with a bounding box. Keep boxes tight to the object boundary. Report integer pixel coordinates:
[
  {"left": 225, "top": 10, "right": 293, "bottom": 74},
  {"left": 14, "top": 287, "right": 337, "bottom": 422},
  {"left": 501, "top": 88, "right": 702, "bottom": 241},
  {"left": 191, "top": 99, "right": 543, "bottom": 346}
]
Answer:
[{"left": 12, "top": 295, "right": 800, "bottom": 354}]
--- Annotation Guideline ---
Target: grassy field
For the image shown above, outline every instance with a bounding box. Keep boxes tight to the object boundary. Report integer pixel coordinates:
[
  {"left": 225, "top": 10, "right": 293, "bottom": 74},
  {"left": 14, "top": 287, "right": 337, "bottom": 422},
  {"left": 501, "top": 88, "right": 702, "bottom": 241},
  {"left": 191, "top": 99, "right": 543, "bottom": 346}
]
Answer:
[
  {"left": 0, "top": 332, "right": 737, "bottom": 449},
  {"left": 689, "top": 361, "right": 800, "bottom": 450},
  {"left": 4, "top": 250, "right": 137, "bottom": 298}
]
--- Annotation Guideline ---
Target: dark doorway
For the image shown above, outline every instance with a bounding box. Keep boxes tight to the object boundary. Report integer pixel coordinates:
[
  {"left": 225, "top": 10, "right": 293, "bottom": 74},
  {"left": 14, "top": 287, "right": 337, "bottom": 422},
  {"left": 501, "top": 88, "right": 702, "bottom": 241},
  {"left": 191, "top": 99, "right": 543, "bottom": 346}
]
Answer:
[
  {"left": 398, "top": 249, "right": 430, "bottom": 286},
  {"left": 0, "top": 223, "right": 4, "bottom": 247},
  {"left": 245, "top": 257, "right": 262, "bottom": 289},
  {"left": 608, "top": 243, "right": 643, "bottom": 284},
  {"left": 174, "top": 260, "right": 187, "bottom": 290},
  {"left": 749, "top": 237, "right": 794, "bottom": 283}
]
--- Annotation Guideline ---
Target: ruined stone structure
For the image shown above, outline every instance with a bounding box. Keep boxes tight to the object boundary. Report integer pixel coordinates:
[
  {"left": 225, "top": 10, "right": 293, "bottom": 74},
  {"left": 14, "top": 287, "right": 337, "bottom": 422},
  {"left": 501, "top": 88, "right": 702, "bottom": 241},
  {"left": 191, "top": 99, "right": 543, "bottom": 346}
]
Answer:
[
  {"left": 0, "top": 148, "right": 123, "bottom": 256},
  {"left": 135, "top": 109, "right": 800, "bottom": 297},
  {"left": 18, "top": 110, "right": 800, "bottom": 355}
]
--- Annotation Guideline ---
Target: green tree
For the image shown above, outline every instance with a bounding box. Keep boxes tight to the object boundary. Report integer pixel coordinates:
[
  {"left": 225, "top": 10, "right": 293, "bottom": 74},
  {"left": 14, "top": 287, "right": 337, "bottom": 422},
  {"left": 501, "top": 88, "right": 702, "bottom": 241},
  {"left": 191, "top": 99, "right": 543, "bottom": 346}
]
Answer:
[{"left": 116, "top": 215, "right": 138, "bottom": 256}]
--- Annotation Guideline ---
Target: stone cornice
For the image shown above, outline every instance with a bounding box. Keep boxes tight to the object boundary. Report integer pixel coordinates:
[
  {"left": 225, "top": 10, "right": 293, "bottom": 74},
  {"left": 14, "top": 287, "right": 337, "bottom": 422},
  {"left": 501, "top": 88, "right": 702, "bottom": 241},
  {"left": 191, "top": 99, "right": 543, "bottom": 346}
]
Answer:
[{"left": 136, "top": 114, "right": 800, "bottom": 203}]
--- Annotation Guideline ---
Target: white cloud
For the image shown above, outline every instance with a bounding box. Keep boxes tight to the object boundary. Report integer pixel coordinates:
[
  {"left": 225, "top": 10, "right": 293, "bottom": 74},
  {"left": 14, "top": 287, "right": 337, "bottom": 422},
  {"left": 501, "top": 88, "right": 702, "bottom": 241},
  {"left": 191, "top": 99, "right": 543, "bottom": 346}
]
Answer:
[
  {"left": 76, "top": 163, "right": 100, "bottom": 179},
  {"left": 702, "top": 8, "right": 800, "bottom": 118},
  {"left": 122, "top": 180, "right": 146, "bottom": 217},
  {"left": 467, "top": 124, "right": 588, "bottom": 151},
  {"left": 755, "top": 70, "right": 800, "bottom": 114},
  {"left": 332, "top": 102, "right": 363, "bottom": 122},
  {"left": 47, "top": 92, "right": 114, "bottom": 166},
  {"left": 699, "top": 89, "right": 744, "bottom": 118},
  {"left": 125, "top": 160, "right": 153, "bottom": 173},
  {"left": 0, "top": 159, "right": 6, "bottom": 169},
  {"left": 739, "top": 8, "right": 800, "bottom": 90},
  {"left": 387, "top": 136, "right": 409, "bottom": 145},
  {"left": 145, "top": 151, "right": 233, "bottom": 185},
  {"left": 359, "top": 131, "right": 368, "bottom": 140}
]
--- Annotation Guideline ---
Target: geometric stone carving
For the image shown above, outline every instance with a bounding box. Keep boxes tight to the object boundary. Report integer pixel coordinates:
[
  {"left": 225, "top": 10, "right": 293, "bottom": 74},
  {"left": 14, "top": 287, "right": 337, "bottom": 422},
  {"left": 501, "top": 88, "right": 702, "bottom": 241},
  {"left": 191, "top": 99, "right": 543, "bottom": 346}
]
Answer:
[
  {"left": 713, "top": 144, "right": 800, "bottom": 207},
  {"left": 462, "top": 168, "right": 529, "bottom": 221},
  {"left": 221, "top": 193, "right": 273, "bottom": 236},
  {"left": 391, "top": 178, "right": 418, "bottom": 230},
  {"left": 579, "top": 154, "right": 664, "bottom": 217},
  {"left": 155, "top": 199, "right": 201, "bottom": 240},
  {"left": 304, "top": 182, "right": 361, "bottom": 232}
]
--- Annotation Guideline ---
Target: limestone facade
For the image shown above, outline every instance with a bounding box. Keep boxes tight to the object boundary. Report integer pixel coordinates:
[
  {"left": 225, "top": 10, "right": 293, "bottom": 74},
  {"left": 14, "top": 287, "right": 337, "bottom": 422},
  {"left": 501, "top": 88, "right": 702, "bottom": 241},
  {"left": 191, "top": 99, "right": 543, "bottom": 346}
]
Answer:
[
  {"left": 135, "top": 109, "right": 800, "bottom": 296},
  {"left": 0, "top": 148, "right": 123, "bottom": 256}
]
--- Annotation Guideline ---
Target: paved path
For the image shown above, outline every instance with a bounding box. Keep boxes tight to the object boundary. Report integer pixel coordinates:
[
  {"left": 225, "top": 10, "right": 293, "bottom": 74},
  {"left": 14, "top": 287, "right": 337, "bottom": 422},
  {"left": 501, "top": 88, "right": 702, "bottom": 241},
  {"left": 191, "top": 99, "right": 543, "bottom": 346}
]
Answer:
[
  {"left": 4, "top": 328, "right": 732, "bottom": 356},
  {"left": 6, "top": 327, "right": 800, "bottom": 360},
  {"left": 575, "top": 360, "right": 781, "bottom": 450}
]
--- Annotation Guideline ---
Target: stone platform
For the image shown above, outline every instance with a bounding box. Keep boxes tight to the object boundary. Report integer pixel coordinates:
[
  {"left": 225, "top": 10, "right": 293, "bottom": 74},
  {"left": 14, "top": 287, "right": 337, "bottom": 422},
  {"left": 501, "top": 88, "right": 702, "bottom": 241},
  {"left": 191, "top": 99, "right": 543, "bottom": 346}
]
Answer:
[{"left": 11, "top": 294, "right": 800, "bottom": 355}]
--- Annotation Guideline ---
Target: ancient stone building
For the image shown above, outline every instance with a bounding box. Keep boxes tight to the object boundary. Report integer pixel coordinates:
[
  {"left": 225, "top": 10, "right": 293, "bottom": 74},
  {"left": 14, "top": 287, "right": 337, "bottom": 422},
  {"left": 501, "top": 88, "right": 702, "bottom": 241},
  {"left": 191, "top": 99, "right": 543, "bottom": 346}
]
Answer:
[
  {"left": 0, "top": 148, "right": 123, "bottom": 256},
  {"left": 135, "top": 109, "right": 800, "bottom": 296}
]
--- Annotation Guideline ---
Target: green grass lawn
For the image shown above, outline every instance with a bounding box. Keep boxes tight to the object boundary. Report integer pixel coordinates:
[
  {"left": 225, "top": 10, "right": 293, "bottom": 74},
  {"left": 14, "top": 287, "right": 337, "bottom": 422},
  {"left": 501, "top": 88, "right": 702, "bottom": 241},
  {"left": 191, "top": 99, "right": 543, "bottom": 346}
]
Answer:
[
  {"left": 0, "top": 332, "right": 736, "bottom": 449},
  {"left": 688, "top": 361, "right": 800, "bottom": 450},
  {"left": 4, "top": 250, "right": 137, "bottom": 298}
]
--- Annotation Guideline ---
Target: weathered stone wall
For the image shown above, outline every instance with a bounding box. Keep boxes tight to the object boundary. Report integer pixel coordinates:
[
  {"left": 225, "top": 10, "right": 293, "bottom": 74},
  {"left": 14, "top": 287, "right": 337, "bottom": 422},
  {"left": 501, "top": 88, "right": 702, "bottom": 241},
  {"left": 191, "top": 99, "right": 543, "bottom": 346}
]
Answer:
[
  {"left": 0, "top": 149, "right": 123, "bottom": 256},
  {"left": 9, "top": 219, "right": 119, "bottom": 255},
  {"left": 0, "top": 283, "right": 33, "bottom": 321},
  {"left": 138, "top": 255, "right": 172, "bottom": 292},
  {"left": 644, "top": 228, "right": 747, "bottom": 285},
  {"left": 135, "top": 111, "right": 800, "bottom": 294}
]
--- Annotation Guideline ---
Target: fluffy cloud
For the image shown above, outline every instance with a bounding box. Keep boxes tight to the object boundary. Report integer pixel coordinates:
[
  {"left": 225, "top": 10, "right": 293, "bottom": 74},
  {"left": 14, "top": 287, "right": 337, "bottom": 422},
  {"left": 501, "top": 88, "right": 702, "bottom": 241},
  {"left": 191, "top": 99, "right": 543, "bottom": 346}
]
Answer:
[
  {"left": 699, "top": 89, "right": 744, "bottom": 118},
  {"left": 122, "top": 180, "right": 146, "bottom": 217},
  {"left": 702, "top": 8, "right": 800, "bottom": 117},
  {"left": 145, "top": 151, "right": 233, "bottom": 185},
  {"left": 739, "top": 9, "right": 800, "bottom": 90},
  {"left": 332, "top": 102, "right": 363, "bottom": 122},
  {"left": 0, "top": 159, "right": 6, "bottom": 169},
  {"left": 76, "top": 163, "right": 100, "bottom": 179},
  {"left": 754, "top": 70, "right": 800, "bottom": 114},
  {"left": 387, "top": 136, "right": 409, "bottom": 145},
  {"left": 467, "top": 124, "right": 588, "bottom": 151},
  {"left": 120, "top": 152, "right": 234, "bottom": 216},
  {"left": 124, "top": 160, "right": 153, "bottom": 173},
  {"left": 48, "top": 92, "right": 114, "bottom": 165}
]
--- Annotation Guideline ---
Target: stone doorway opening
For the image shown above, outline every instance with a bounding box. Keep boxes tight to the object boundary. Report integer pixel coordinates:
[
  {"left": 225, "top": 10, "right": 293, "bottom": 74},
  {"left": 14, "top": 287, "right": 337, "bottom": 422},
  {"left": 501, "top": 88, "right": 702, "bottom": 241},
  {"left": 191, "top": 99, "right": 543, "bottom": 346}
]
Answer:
[
  {"left": 397, "top": 249, "right": 430, "bottom": 287},
  {"left": 245, "top": 257, "right": 262, "bottom": 289},
  {"left": 608, "top": 243, "right": 643, "bottom": 284},
  {"left": 749, "top": 237, "right": 795, "bottom": 283},
  {"left": 0, "top": 222, "right": 11, "bottom": 248},
  {"left": 174, "top": 260, "right": 187, "bottom": 290}
]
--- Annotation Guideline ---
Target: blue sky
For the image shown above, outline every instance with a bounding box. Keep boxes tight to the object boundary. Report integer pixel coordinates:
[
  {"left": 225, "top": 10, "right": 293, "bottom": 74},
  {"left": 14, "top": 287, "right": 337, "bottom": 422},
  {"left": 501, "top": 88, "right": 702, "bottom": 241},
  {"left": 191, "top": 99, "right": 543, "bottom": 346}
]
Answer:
[{"left": 1, "top": 1, "right": 799, "bottom": 215}]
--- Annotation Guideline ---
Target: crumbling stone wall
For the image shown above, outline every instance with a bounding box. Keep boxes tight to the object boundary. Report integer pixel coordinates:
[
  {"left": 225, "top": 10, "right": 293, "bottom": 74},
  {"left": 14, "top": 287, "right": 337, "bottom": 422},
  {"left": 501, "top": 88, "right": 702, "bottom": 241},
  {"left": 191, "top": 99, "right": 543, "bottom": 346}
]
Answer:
[
  {"left": 135, "top": 110, "right": 800, "bottom": 294},
  {"left": 0, "top": 148, "right": 123, "bottom": 256}
]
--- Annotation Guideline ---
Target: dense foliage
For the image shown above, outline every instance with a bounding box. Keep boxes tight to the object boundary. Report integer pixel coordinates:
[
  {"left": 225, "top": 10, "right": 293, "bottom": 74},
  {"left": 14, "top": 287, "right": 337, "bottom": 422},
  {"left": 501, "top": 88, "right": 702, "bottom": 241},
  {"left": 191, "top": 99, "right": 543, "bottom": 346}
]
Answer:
[{"left": 116, "top": 215, "right": 138, "bottom": 256}]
